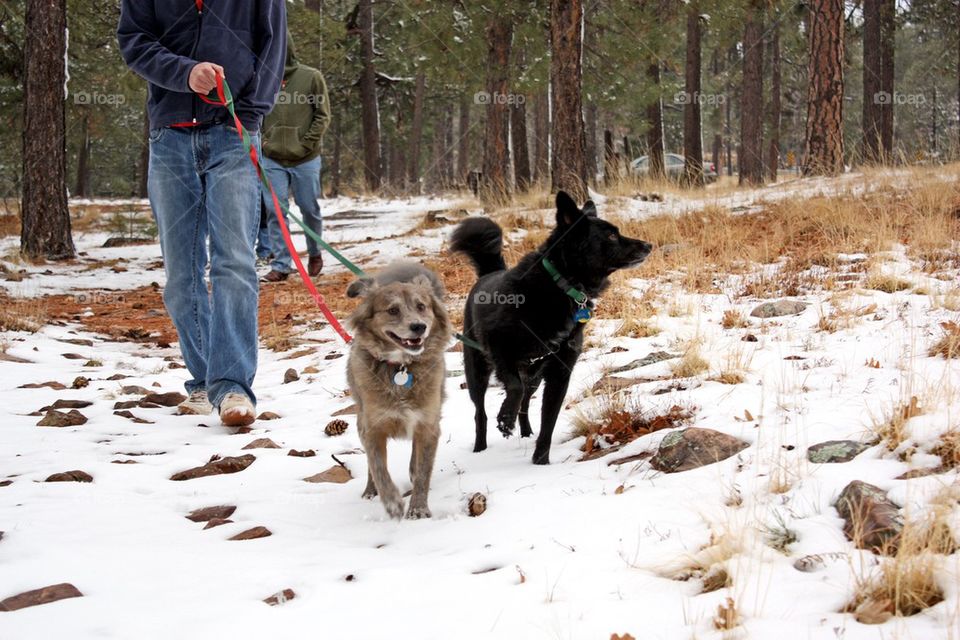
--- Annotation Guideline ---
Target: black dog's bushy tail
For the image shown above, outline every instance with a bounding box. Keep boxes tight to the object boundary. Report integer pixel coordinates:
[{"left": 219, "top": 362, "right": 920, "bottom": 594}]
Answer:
[{"left": 450, "top": 217, "right": 506, "bottom": 277}]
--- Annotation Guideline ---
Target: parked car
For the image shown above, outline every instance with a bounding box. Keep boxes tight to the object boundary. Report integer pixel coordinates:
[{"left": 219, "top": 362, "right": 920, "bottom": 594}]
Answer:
[{"left": 630, "top": 153, "right": 718, "bottom": 183}]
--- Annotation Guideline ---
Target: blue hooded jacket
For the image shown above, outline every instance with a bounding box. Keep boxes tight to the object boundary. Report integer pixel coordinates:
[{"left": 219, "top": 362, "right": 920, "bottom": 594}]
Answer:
[{"left": 117, "top": 0, "right": 286, "bottom": 132}]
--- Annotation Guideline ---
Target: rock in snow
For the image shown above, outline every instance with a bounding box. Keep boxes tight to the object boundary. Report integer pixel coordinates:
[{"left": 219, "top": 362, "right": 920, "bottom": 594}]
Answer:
[{"left": 650, "top": 428, "right": 749, "bottom": 473}]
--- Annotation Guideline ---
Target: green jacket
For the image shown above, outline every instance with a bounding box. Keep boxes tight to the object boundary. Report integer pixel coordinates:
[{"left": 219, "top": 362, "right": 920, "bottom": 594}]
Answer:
[{"left": 262, "top": 39, "right": 331, "bottom": 166}]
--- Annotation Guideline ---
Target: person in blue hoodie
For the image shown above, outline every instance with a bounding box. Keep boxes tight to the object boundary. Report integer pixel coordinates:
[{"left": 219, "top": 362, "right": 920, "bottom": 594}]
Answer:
[{"left": 118, "top": 1, "right": 286, "bottom": 427}]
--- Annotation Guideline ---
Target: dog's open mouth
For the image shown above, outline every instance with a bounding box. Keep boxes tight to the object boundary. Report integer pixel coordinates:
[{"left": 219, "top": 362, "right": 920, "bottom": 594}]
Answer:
[{"left": 387, "top": 331, "right": 425, "bottom": 352}]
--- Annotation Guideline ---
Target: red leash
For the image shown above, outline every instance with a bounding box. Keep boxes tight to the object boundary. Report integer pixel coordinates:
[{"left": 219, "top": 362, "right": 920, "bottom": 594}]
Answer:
[{"left": 197, "top": 75, "right": 353, "bottom": 343}]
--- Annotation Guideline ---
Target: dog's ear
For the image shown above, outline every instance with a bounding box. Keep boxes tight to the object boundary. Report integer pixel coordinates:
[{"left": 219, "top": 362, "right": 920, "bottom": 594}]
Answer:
[
  {"left": 582, "top": 200, "right": 598, "bottom": 218},
  {"left": 556, "top": 190, "right": 583, "bottom": 227},
  {"left": 347, "top": 290, "right": 378, "bottom": 332},
  {"left": 346, "top": 276, "right": 376, "bottom": 298},
  {"left": 411, "top": 274, "right": 433, "bottom": 290},
  {"left": 429, "top": 288, "right": 451, "bottom": 340}
]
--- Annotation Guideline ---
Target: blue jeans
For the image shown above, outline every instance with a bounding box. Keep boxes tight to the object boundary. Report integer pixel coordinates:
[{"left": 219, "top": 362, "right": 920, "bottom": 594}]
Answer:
[
  {"left": 147, "top": 124, "right": 260, "bottom": 408},
  {"left": 261, "top": 155, "right": 323, "bottom": 274}
]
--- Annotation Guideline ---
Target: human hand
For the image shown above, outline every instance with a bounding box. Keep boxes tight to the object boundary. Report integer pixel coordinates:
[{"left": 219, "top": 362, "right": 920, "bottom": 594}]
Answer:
[{"left": 188, "top": 62, "right": 225, "bottom": 94}]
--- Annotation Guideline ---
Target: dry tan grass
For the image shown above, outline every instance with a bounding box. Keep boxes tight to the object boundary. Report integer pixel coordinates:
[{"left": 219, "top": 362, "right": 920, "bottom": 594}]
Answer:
[
  {"left": 670, "top": 340, "right": 709, "bottom": 379},
  {"left": 929, "top": 322, "right": 960, "bottom": 359},
  {"left": 721, "top": 310, "right": 750, "bottom": 329},
  {"left": 713, "top": 597, "right": 741, "bottom": 631},
  {"left": 871, "top": 395, "right": 924, "bottom": 452},
  {"left": 847, "top": 499, "right": 955, "bottom": 623},
  {"left": 864, "top": 271, "right": 912, "bottom": 294},
  {"left": 609, "top": 173, "right": 960, "bottom": 295}
]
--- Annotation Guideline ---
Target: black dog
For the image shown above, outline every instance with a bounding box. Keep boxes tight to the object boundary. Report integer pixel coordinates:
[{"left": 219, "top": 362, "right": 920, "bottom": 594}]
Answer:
[{"left": 451, "top": 191, "right": 652, "bottom": 464}]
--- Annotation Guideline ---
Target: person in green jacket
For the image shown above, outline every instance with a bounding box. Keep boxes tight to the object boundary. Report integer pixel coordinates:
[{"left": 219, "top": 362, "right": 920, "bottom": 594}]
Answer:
[{"left": 260, "top": 34, "right": 331, "bottom": 282}]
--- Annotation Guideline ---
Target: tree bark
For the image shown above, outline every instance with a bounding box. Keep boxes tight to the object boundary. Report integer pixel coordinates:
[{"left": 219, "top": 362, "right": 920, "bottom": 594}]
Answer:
[
  {"left": 331, "top": 113, "right": 342, "bottom": 197},
  {"left": 511, "top": 98, "right": 531, "bottom": 191},
  {"left": 533, "top": 90, "right": 550, "bottom": 183},
  {"left": 550, "top": 0, "right": 588, "bottom": 201},
  {"left": 879, "top": 0, "right": 895, "bottom": 157},
  {"left": 584, "top": 102, "right": 598, "bottom": 185},
  {"left": 739, "top": 3, "right": 764, "bottom": 185},
  {"left": 802, "top": 0, "right": 845, "bottom": 176},
  {"left": 682, "top": 3, "right": 703, "bottom": 187},
  {"left": 603, "top": 129, "right": 615, "bottom": 185},
  {"left": 862, "top": 0, "right": 882, "bottom": 162},
  {"left": 74, "top": 112, "right": 91, "bottom": 198},
  {"left": 138, "top": 98, "right": 150, "bottom": 198},
  {"left": 21, "top": 0, "right": 74, "bottom": 260},
  {"left": 481, "top": 16, "right": 513, "bottom": 205},
  {"left": 358, "top": 0, "right": 382, "bottom": 191},
  {"left": 645, "top": 61, "right": 665, "bottom": 181},
  {"left": 408, "top": 70, "right": 426, "bottom": 191},
  {"left": 457, "top": 93, "right": 471, "bottom": 183},
  {"left": 766, "top": 21, "right": 781, "bottom": 181},
  {"left": 712, "top": 133, "right": 722, "bottom": 175}
]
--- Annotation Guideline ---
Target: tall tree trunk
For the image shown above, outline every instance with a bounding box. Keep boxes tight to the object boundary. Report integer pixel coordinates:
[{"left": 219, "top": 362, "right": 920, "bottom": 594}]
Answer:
[
  {"left": 766, "top": 21, "right": 781, "bottom": 181},
  {"left": 481, "top": 16, "right": 513, "bottom": 205},
  {"left": 682, "top": 3, "right": 703, "bottom": 187},
  {"left": 645, "top": 61, "right": 665, "bottom": 181},
  {"left": 74, "top": 112, "right": 91, "bottom": 198},
  {"left": 862, "top": 0, "right": 882, "bottom": 162},
  {"left": 584, "top": 102, "right": 598, "bottom": 185},
  {"left": 358, "top": 0, "right": 382, "bottom": 191},
  {"left": 603, "top": 129, "right": 616, "bottom": 185},
  {"left": 802, "top": 0, "right": 845, "bottom": 176},
  {"left": 533, "top": 90, "right": 550, "bottom": 182},
  {"left": 739, "top": 3, "right": 764, "bottom": 185},
  {"left": 550, "top": 0, "right": 588, "bottom": 201},
  {"left": 443, "top": 103, "right": 455, "bottom": 186},
  {"left": 21, "top": 0, "right": 73, "bottom": 260},
  {"left": 138, "top": 99, "right": 150, "bottom": 198},
  {"left": 457, "top": 93, "right": 471, "bottom": 183},
  {"left": 331, "top": 113, "right": 342, "bottom": 197},
  {"left": 511, "top": 99, "right": 531, "bottom": 191},
  {"left": 879, "top": 0, "right": 895, "bottom": 158},
  {"left": 712, "top": 133, "right": 722, "bottom": 175},
  {"left": 408, "top": 70, "right": 426, "bottom": 192}
]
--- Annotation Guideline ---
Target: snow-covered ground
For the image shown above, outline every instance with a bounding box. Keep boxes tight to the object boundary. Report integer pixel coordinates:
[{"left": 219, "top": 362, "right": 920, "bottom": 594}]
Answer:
[{"left": 1, "top": 179, "right": 959, "bottom": 639}]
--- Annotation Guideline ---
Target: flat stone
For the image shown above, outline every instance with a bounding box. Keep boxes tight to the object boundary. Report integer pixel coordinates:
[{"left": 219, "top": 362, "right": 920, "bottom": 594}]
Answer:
[
  {"left": 36, "top": 409, "right": 87, "bottom": 428},
  {"left": 242, "top": 438, "right": 280, "bottom": 450},
  {"left": 186, "top": 505, "right": 237, "bottom": 522},
  {"left": 650, "top": 428, "right": 749, "bottom": 473},
  {"left": 113, "top": 410, "right": 153, "bottom": 424},
  {"left": 332, "top": 404, "right": 357, "bottom": 417},
  {"left": 140, "top": 392, "right": 186, "bottom": 407},
  {"left": 42, "top": 399, "right": 93, "bottom": 410},
  {"left": 287, "top": 449, "right": 316, "bottom": 458},
  {"left": 120, "top": 385, "right": 150, "bottom": 395},
  {"left": 61, "top": 353, "right": 86, "bottom": 360},
  {"left": 303, "top": 465, "right": 352, "bottom": 484},
  {"left": 257, "top": 411, "right": 281, "bottom": 421},
  {"left": 807, "top": 440, "right": 870, "bottom": 464},
  {"left": 283, "top": 368, "right": 300, "bottom": 384},
  {"left": 19, "top": 381, "right": 66, "bottom": 390},
  {"left": 750, "top": 299, "right": 808, "bottom": 318},
  {"left": 896, "top": 466, "right": 947, "bottom": 480},
  {"left": 45, "top": 470, "right": 93, "bottom": 483},
  {"left": 203, "top": 518, "right": 233, "bottom": 530},
  {"left": 170, "top": 454, "right": 255, "bottom": 481},
  {"left": 263, "top": 588, "right": 296, "bottom": 606},
  {"left": 0, "top": 583, "right": 83, "bottom": 611},
  {"left": 835, "top": 480, "right": 903, "bottom": 554},
  {"left": 229, "top": 526, "right": 272, "bottom": 541},
  {"left": 607, "top": 351, "right": 678, "bottom": 374},
  {"left": 113, "top": 400, "right": 140, "bottom": 410}
]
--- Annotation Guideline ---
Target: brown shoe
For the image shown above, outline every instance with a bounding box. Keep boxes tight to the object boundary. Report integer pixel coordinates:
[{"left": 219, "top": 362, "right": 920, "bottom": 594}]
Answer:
[
  {"left": 308, "top": 254, "right": 323, "bottom": 277},
  {"left": 261, "top": 270, "right": 289, "bottom": 283}
]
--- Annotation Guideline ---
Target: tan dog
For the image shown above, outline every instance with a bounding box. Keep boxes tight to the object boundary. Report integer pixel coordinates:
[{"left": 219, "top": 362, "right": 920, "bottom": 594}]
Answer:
[{"left": 346, "top": 263, "right": 450, "bottom": 519}]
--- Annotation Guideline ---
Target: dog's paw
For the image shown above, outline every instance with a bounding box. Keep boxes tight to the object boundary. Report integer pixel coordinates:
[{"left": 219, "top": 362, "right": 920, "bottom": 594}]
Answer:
[
  {"left": 382, "top": 495, "right": 405, "bottom": 520},
  {"left": 361, "top": 487, "right": 378, "bottom": 499},
  {"left": 406, "top": 505, "right": 432, "bottom": 520},
  {"left": 473, "top": 441, "right": 487, "bottom": 453},
  {"left": 532, "top": 450, "right": 550, "bottom": 465},
  {"left": 496, "top": 421, "right": 515, "bottom": 438}
]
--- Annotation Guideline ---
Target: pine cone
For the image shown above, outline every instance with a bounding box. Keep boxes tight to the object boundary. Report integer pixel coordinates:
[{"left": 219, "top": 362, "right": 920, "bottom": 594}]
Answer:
[
  {"left": 467, "top": 492, "right": 487, "bottom": 517},
  {"left": 324, "top": 419, "right": 349, "bottom": 437}
]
